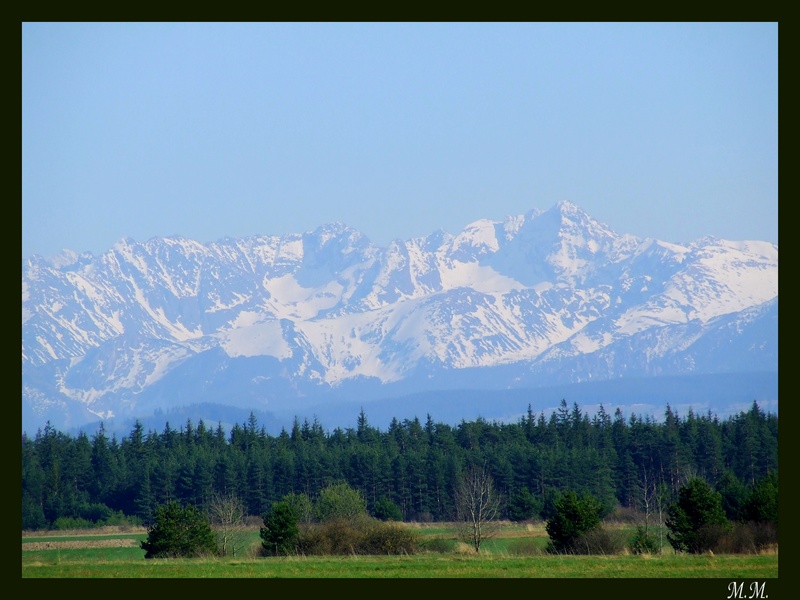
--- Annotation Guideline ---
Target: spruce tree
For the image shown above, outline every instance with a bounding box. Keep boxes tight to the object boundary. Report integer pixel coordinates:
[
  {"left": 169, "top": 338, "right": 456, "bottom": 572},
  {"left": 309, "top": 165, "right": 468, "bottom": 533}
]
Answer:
[
  {"left": 141, "top": 501, "right": 218, "bottom": 558},
  {"left": 666, "top": 478, "right": 729, "bottom": 553},
  {"left": 545, "top": 490, "right": 602, "bottom": 553},
  {"left": 260, "top": 501, "right": 299, "bottom": 555}
]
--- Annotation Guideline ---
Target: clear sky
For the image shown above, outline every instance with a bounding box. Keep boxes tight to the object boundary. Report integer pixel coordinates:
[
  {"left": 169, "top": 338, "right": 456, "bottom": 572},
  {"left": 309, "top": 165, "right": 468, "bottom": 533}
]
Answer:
[{"left": 22, "top": 22, "right": 778, "bottom": 259}]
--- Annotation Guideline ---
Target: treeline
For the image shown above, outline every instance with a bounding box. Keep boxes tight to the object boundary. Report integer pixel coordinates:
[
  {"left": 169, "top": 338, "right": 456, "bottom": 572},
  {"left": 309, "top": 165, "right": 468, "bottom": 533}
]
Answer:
[{"left": 21, "top": 399, "right": 777, "bottom": 531}]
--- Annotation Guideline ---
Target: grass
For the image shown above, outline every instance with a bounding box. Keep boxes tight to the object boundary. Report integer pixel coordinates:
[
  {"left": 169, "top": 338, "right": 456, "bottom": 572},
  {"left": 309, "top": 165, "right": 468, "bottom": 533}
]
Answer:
[
  {"left": 22, "top": 552, "right": 779, "bottom": 578},
  {"left": 22, "top": 533, "right": 146, "bottom": 545},
  {"left": 22, "top": 522, "right": 779, "bottom": 579}
]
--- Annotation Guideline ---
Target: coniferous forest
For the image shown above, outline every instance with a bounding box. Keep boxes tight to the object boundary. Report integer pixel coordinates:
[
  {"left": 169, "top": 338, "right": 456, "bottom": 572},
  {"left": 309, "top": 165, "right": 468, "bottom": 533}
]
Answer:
[{"left": 21, "top": 400, "right": 777, "bottom": 531}]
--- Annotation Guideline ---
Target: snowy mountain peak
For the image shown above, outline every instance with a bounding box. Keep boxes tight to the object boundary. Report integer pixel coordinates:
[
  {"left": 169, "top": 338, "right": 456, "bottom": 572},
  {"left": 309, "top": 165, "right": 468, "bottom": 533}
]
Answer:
[
  {"left": 22, "top": 202, "right": 777, "bottom": 433},
  {"left": 451, "top": 218, "right": 502, "bottom": 256}
]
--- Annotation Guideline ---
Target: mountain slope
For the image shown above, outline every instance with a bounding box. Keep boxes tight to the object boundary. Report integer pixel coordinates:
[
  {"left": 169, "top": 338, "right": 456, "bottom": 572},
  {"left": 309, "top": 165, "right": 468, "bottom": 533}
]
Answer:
[{"left": 22, "top": 201, "right": 778, "bottom": 433}]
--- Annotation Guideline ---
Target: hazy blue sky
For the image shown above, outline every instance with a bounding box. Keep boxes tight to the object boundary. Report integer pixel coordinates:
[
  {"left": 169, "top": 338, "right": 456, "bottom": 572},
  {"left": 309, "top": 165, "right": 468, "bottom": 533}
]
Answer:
[{"left": 22, "top": 22, "right": 778, "bottom": 259}]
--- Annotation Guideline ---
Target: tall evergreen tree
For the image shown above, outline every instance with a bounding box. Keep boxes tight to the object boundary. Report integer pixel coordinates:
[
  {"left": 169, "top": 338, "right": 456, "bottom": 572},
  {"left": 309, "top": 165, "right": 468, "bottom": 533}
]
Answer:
[
  {"left": 90, "top": 424, "right": 119, "bottom": 505},
  {"left": 742, "top": 471, "right": 778, "bottom": 525}
]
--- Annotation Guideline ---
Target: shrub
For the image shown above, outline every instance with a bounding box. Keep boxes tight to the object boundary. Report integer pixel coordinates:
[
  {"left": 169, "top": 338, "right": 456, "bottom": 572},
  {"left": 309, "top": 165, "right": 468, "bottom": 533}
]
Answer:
[
  {"left": 53, "top": 516, "right": 93, "bottom": 530},
  {"left": 748, "top": 521, "right": 778, "bottom": 551},
  {"left": 293, "top": 524, "right": 328, "bottom": 556},
  {"left": 545, "top": 490, "right": 603, "bottom": 554},
  {"left": 373, "top": 496, "right": 403, "bottom": 522},
  {"left": 568, "top": 527, "right": 627, "bottom": 555},
  {"left": 297, "top": 518, "right": 363, "bottom": 555},
  {"left": 314, "top": 482, "right": 367, "bottom": 523},
  {"left": 50, "top": 505, "right": 137, "bottom": 531},
  {"left": 714, "top": 521, "right": 778, "bottom": 554},
  {"left": 695, "top": 523, "right": 730, "bottom": 553},
  {"left": 281, "top": 492, "right": 314, "bottom": 525},
  {"left": 629, "top": 525, "right": 660, "bottom": 554},
  {"left": 103, "top": 511, "right": 142, "bottom": 528},
  {"left": 361, "top": 520, "right": 418, "bottom": 554},
  {"left": 140, "top": 501, "right": 218, "bottom": 559},
  {"left": 666, "top": 478, "right": 729, "bottom": 553},
  {"left": 80, "top": 502, "right": 114, "bottom": 523},
  {"left": 295, "top": 517, "right": 419, "bottom": 555},
  {"left": 260, "top": 501, "right": 299, "bottom": 556}
]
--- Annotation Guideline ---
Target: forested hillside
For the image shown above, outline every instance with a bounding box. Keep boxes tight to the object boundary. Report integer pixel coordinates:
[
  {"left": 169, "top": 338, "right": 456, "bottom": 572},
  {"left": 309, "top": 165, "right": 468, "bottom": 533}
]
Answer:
[{"left": 21, "top": 400, "right": 777, "bottom": 530}]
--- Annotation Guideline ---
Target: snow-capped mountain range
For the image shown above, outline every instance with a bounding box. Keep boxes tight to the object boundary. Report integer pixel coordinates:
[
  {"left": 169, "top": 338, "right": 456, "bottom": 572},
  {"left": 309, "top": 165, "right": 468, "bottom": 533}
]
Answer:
[{"left": 22, "top": 201, "right": 778, "bottom": 434}]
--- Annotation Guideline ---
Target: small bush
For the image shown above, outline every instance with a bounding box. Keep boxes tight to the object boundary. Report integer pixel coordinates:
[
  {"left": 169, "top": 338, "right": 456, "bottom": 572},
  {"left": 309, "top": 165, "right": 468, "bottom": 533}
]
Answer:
[
  {"left": 547, "top": 526, "right": 626, "bottom": 555},
  {"left": 361, "top": 521, "right": 419, "bottom": 554},
  {"left": 373, "top": 496, "right": 403, "bottom": 522},
  {"left": 294, "top": 524, "right": 330, "bottom": 556},
  {"left": 53, "top": 516, "right": 93, "bottom": 530},
  {"left": 297, "top": 519, "right": 364, "bottom": 555},
  {"left": 295, "top": 517, "right": 419, "bottom": 555},
  {"left": 141, "top": 502, "right": 218, "bottom": 559},
  {"left": 691, "top": 523, "right": 730, "bottom": 554},
  {"left": 629, "top": 525, "right": 661, "bottom": 554},
  {"left": 748, "top": 521, "right": 778, "bottom": 551},
  {"left": 51, "top": 507, "right": 141, "bottom": 531},
  {"left": 714, "top": 521, "right": 778, "bottom": 554},
  {"left": 314, "top": 482, "right": 368, "bottom": 523},
  {"left": 571, "top": 527, "right": 627, "bottom": 555},
  {"left": 102, "top": 511, "right": 142, "bottom": 528},
  {"left": 80, "top": 502, "right": 114, "bottom": 523},
  {"left": 545, "top": 490, "right": 603, "bottom": 553},
  {"left": 453, "top": 541, "right": 478, "bottom": 554}
]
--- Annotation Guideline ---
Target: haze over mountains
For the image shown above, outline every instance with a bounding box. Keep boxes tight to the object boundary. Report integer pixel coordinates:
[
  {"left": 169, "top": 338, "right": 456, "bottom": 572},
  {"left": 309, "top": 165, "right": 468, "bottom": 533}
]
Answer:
[{"left": 22, "top": 201, "right": 778, "bottom": 435}]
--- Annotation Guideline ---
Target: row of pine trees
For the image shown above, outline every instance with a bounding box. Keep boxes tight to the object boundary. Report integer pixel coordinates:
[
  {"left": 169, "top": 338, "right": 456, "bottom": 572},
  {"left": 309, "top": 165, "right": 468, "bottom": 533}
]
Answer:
[{"left": 22, "top": 400, "right": 777, "bottom": 530}]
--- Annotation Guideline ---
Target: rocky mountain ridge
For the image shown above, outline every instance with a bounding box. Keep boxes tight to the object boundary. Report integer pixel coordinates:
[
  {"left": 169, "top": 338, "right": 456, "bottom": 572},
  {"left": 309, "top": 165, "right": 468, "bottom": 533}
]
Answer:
[{"left": 22, "top": 201, "right": 778, "bottom": 433}]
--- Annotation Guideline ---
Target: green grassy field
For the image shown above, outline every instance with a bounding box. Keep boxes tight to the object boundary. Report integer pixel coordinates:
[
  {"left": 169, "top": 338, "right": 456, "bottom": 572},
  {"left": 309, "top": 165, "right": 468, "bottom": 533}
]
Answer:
[
  {"left": 21, "top": 523, "right": 778, "bottom": 579},
  {"left": 22, "top": 552, "right": 779, "bottom": 579}
]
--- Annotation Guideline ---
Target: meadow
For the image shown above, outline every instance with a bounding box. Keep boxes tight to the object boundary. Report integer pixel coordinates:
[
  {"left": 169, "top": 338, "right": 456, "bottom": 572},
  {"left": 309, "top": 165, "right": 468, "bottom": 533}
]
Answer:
[{"left": 22, "top": 522, "right": 778, "bottom": 580}]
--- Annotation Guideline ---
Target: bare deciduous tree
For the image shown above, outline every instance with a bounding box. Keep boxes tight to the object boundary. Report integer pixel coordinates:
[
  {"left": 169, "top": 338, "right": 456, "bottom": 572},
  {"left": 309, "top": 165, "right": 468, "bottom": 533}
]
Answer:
[
  {"left": 635, "top": 467, "right": 668, "bottom": 553},
  {"left": 207, "top": 493, "right": 248, "bottom": 557},
  {"left": 453, "top": 464, "right": 502, "bottom": 553},
  {"left": 638, "top": 467, "right": 656, "bottom": 537}
]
